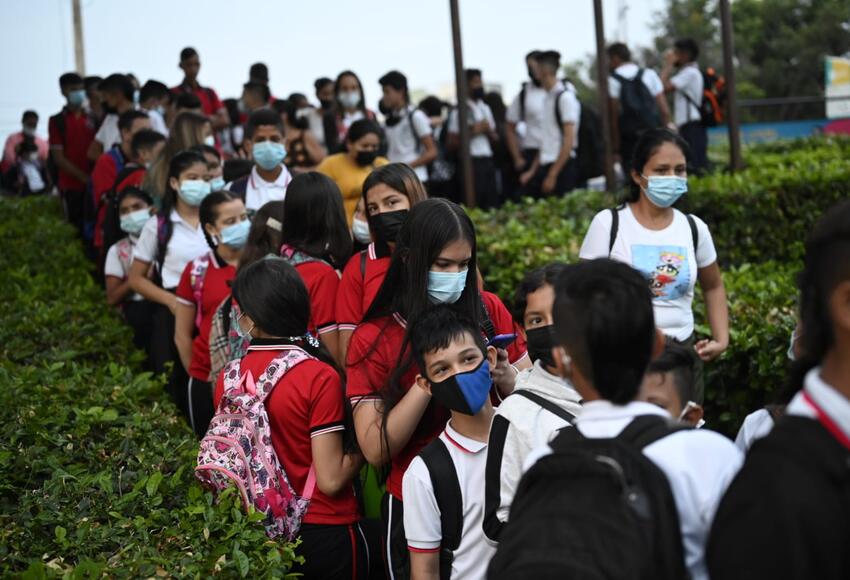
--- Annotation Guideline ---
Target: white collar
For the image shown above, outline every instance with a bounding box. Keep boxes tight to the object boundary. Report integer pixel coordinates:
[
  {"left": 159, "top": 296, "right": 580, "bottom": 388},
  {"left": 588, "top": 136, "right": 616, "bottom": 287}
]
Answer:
[
  {"left": 250, "top": 164, "right": 290, "bottom": 188},
  {"left": 444, "top": 420, "right": 487, "bottom": 454},
  {"left": 787, "top": 367, "right": 850, "bottom": 443},
  {"left": 170, "top": 208, "right": 198, "bottom": 228},
  {"left": 576, "top": 399, "right": 671, "bottom": 424},
  {"left": 517, "top": 360, "right": 583, "bottom": 404}
]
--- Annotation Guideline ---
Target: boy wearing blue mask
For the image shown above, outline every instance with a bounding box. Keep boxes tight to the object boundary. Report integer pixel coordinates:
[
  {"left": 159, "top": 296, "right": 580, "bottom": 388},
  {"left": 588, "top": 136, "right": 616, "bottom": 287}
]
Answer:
[{"left": 403, "top": 306, "right": 498, "bottom": 580}]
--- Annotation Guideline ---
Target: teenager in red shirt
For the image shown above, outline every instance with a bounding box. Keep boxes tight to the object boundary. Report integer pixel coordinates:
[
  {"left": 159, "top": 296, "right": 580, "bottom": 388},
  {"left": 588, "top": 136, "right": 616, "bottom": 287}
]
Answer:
[
  {"left": 337, "top": 163, "right": 428, "bottom": 363},
  {"left": 214, "top": 257, "right": 367, "bottom": 580},
  {"left": 171, "top": 47, "right": 229, "bottom": 131},
  {"left": 279, "top": 172, "right": 352, "bottom": 364},
  {"left": 175, "top": 191, "right": 248, "bottom": 437},
  {"left": 346, "top": 198, "right": 531, "bottom": 578}
]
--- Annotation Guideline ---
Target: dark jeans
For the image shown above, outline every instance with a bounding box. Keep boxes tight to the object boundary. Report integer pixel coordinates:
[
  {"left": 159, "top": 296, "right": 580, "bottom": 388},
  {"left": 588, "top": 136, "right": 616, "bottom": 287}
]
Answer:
[
  {"left": 471, "top": 156, "right": 500, "bottom": 210},
  {"left": 292, "top": 522, "right": 370, "bottom": 580},
  {"left": 150, "top": 300, "right": 190, "bottom": 418},
  {"left": 61, "top": 189, "right": 86, "bottom": 239},
  {"left": 123, "top": 300, "right": 156, "bottom": 369},
  {"left": 679, "top": 121, "right": 709, "bottom": 174},
  {"left": 382, "top": 494, "right": 408, "bottom": 580},
  {"left": 528, "top": 158, "right": 580, "bottom": 199}
]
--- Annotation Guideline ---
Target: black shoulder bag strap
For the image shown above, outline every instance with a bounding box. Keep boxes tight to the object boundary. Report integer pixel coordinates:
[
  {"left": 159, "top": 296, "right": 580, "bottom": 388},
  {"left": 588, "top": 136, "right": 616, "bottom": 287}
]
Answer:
[
  {"left": 618, "top": 415, "right": 690, "bottom": 450},
  {"left": 512, "top": 389, "right": 576, "bottom": 424},
  {"left": 519, "top": 84, "right": 527, "bottom": 122},
  {"left": 608, "top": 205, "right": 622, "bottom": 256},
  {"left": 685, "top": 214, "right": 699, "bottom": 252},
  {"left": 359, "top": 249, "right": 368, "bottom": 281},
  {"left": 478, "top": 296, "right": 496, "bottom": 342},
  {"left": 420, "top": 438, "right": 463, "bottom": 580}
]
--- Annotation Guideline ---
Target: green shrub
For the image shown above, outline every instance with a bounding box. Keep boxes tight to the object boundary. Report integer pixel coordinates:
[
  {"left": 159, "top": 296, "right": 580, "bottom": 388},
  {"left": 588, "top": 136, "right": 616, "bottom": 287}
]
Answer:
[{"left": 0, "top": 197, "right": 301, "bottom": 578}]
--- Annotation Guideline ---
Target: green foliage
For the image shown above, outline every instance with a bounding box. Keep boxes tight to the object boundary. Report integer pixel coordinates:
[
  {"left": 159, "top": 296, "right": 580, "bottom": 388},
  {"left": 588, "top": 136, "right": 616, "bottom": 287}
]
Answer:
[{"left": 0, "top": 197, "right": 301, "bottom": 577}]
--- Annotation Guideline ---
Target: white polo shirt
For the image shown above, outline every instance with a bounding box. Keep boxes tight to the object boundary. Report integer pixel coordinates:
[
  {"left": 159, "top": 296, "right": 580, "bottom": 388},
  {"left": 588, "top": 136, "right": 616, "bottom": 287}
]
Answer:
[
  {"left": 448, "top": 99, "right": 496, "bottom": 158},
  {"left": 384, "top": 105, "right": 432, "bottom": 182},
  {"left": 609, "top": 63, "right": 665, "bottom": 99},
  {"left": 734, "top": 408, "right": 775, "bottom": 453},
  {"left": 95, "top": 113, "right": 120, "bottom": 150},
  {"left": 671, "top": 64, "right": 703, "bottom": 127},
  {"left": 524, "top": 400, "right": 743, "bottom": 580},
  {"left": 506, "top": 83, "right": 547, "bottom": 150},
  {"left": 539, "top": 81, "right": 581, "bottom": 165},
  {"left": 133, "top": 210, "right": 209, "bottom": 289},
  {"left": 228, "top": 165, "right": 292, "bottom": 213},
  {"left": 104, "top": 236, "right": 143, "bottom": 301},
  {"left": 786, "top": 367, "right": 850, "bottom": 439},
  {"left": 403, "top": 421, "right": 495, "bottom": 580}
]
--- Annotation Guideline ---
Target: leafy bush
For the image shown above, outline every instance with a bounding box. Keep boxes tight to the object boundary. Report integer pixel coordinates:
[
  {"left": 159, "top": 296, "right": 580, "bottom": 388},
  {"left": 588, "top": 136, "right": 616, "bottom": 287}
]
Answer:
[{"left": 0, "top": 197, "right": 301, "bottom": 578}]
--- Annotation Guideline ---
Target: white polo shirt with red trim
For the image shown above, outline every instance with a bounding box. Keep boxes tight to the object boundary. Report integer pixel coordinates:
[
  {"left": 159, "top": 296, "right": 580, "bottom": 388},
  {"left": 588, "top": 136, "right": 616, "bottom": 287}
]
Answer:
[
  {"left": 402, "top": 421, "right": 495, "bottom": 579},
  {"left": 786, "top": 367, "right": 850, "bottom": 450}
]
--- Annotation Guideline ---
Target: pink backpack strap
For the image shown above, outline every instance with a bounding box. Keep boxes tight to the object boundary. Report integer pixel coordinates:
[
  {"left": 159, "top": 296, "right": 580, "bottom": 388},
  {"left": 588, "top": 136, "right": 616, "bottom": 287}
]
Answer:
[
  {"left": 255, "top": 347, "right": 314, "bottom": 403},
  {"left": 302, "top": 465, "right": 317, "bottom": 501},
  {"left": 189, "top": 254, "right": 211, "bottom": 329}
]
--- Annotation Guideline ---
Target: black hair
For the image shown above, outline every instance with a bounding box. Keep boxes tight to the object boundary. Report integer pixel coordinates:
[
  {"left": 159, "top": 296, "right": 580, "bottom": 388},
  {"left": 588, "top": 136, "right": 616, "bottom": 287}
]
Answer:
[
  {"left": 314, "top": 77, "right": 333, "bottom": 92},
  {"left": 223, "top": 158, "right": 254, "bottom": 183},
  {"left": 465, "top": 68, "right": 482, "bottom": 83},
  {"left": 418, "top": 96, "right": 446, "bottom": 118},
  {"left": 190, "top": 144, "right": 222, "bottom": 165},
  {"left": 537, "top": 50, "right": 562, "bottom": 71},
  {"left": 239, "top": 200, "right": 285, "bottom": 270},
  {"left": 84, "top": 75, "right": 102, "bottom": 91},
  {"left": 361, "top": 162, "right": 429, "bottom": 208},
  {"left": 627, "top": 128, "right": 690, "bottom": 202},
  {"left": 116, "top": 186, "right": 154, "bottom": 208},
  {"left": 271, "top": 98, "right": 288, "bottom": 116},
  {"left": 243, "top": 81, "right": 271, "bottom": 104},
  {"left": 180, "top": 47, "right": 198, "bottom": 62},
  {"left": 283, "top": 93, "right": 309, "bottom": 130},
  {"left": 60, "top": 72, "right": 84, "bottom": 90},
  {"left": 483, "top": 92, "right": 507, "bottom": 124},
  {"left": 131, "top": 129, "right": 166, "bottom": 158},
  {"left": 118, "top": 109, "right": 149, "bottom": 132},
  {"left": 245, "top": 107, "right": 285, "bottom": 140},
  {"left": 334, "top": 70, "right": 368, "bottom": 113},
  {"left": 200, "top": 190, "right": 240, "bottom": 249},
  {"left": 345, "top": 119, "right": 382, "bottom": 144},
  {"left": 379, "top": 70, "right": 409, "bottom": 102},
  {"left": 100, "top": 73, "right": 135, "bottom": 101},
  {"left": 156, "top": 149, "right": 208, "bottom": 271},
  {"left": 607, "top": 42, "right": 631, "bottom": 63},
  {"left": 409, "top": 306, "right": 487, "bottom": 382},
  {"left": 646, "top": 337, "right": 696, "bottom": 405},
  {"left": 513, "top": 262, "right": 568, "bottom": 325},
  {"left": 674, "top": 38, "right": 699, "bottom": 62},
  {"left": 249, "top": 62, "right": 269, "bottom": 83},
  {"left": 175, "top": 92, "right": 203, "bottom": 110},
  {"left": 281, "top": 172, "right": 352, "bottom": 269},
  {"left": 21, "top": 110, "right": 38, "bottom": 123},
  {"left": 139, "top": 80, "right": 169, "bottom": 103},
  {"left": 526, "top": 50, "right": 541, "bottom": 61},
  {"left": 553, "top": 259, "right": 656, "bottom": 404}
]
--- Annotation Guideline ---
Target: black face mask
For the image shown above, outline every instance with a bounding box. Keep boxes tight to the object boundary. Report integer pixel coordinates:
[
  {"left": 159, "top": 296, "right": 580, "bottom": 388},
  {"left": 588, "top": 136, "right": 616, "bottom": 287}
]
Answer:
[
  {"left": 470, "top": 87, "right": 485, "bottom": 101},
  {"left": 526, "top": 325, "right": 557, "bottom": 369},
  {"left": 368, "top": 209, "right": 408, "bottom": 244},
  {"left": 528, "top": 68, "right": 542, "bottom": 87},
  {"left": 355, "top": 150, "right": 379, "bottom": 166},
  {"left": 319, "top": 98, "right": 334, "bottom": 111}
]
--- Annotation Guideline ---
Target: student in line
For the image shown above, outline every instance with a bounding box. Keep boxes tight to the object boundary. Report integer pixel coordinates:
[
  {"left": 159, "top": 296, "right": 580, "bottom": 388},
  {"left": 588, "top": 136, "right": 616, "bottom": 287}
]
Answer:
[
  {"left": 637, "top": 337, "right": 704, "bottom": 427},
  {"left": 403, "top": 306, "right": 498, "bottom": 579},
  {"left": 346, "top": 198, "right": 529, "bottom": 579},
  {"left": 88, "top": 73, "right": 137, "bottom": 161},
  {"left": 171, "top": 47, "right": 229, "bottom": 130},
  {"left": 143, "top": 112, "right": 212, "bottom": 197},
  {"left": 192, "top": 144, "right": 225, "bottom": 192},
  {"left": 504, "top": 51, "right": 545, "bottom": 200},
  {"left": 174, "top": 191, "right": 248, "bottom": 437},
  {"left": 496, "top": 259, "right": 741, "bottom": 580},
  {"left": 336, "top": 163, "right": 428, "bottom": 363},
  {"left": 661, "top": 38, "right": 708, "bottom": 174},
  {"left": 279, "top": 172, "right": 352, "bottom": 363},
  {"left": 215, "top": 257, "right": 367, "bottom": 580},
  {"left": 483, "top": 262, "right": 583, "bottom": 544},
  {"left": 707, "top": 201, "right": 850, "bottom": 580},
  {"left": 322, "top": 70, "right": 378, "bottom": 154},
  {"left": 579, "top": 128, "right": 728, "bottom": 402}
]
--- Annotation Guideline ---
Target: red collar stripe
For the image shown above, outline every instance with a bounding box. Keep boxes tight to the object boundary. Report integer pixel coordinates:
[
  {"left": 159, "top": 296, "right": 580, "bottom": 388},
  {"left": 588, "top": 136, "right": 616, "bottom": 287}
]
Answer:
[{"left": 802, "top": 392, "right": 850, "bottom": 451}]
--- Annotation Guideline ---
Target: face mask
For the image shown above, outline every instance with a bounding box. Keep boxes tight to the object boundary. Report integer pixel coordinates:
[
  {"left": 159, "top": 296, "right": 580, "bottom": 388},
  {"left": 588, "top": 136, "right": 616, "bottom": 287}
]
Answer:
[
  {"left": 178, "top": 179, "right": 211, "bottom": 206},
  {"left": 339, "top": 90, "right": 361, "bottom": 109},
  {"left": 352, "top": 217, "right": 371, "bottom": 244},
  {"left": 367, "top": 209, "right": 407, "bottom": 244},
  {"left": 133, "top": 89, "right": 140, "bottom": 105},
  {"left": 355, "top": 150, "right": 379, "bottom": 167},
  {"left": 26, "top": 152, "right": 39, "bottom": 162},
  {"left": 204, "top": 135, "right": 216, "bottom": 147},
  {"left": 319, "top": 98, "right": 334, "bottom": 111},
  {"left": 219, "top": 219, "right": 251, "bottom": 249},
  {"left": 252, "top": 141, "right": 287, "bottom": 170},
  {"left": 68, "top": 89, "right": 86, "bottom": 107},
  {"left": 428, "top": 360, "right": 492, "bottom": 415},
  {"left": 22, "top": 126, "right": 36, "bottom": 137},
  {"left": 642, "top": 175, "right": 688, "bottom": 208},
  {"left": 471, "top": 87, "right": 485, "bottom": 101},
  {"left": 428, "top": 269, "right": 468, "bottom": 304},
  {"left": 120, "top": 208, "right": 150, "bottom": 235},
  {"left": 526, "top": 325, "right": 557, "bottom": 369},
  {"left": 210, "top": 176, "right": 226, "bottom": 191},
  {"left": 235, "top": 311, "right": 254, "bottom": 340}
]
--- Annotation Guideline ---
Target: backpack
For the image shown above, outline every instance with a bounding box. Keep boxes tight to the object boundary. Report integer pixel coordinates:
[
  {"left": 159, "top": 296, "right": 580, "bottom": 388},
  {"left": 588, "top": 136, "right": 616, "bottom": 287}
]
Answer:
[
  {"left": 681, "top": 67, "right": 726, "bottom": 128},
  {"left": 188, "top": 253, "right": 211, "bottom": 329},
  {"left": 608, "top": 206, "right": 699, "bottom": 256},
  {"left": 489, "top": 415, "right": 689, "bottom": 580},
  {"left": 196, "top": 347, "right": 316, "bottom": 540},
  {"left": 101, "top": 164, "right": 145, "bottom": 254},
  {"left": 611, "top": 69, "right": 661, "bottom": 139},
  {"left": 555, "top": 86, "right": 604, "bottom": 183},
  {"left": 207, "top": 296, "right": 251, "bottom": 383},
  {"left": 511, "top": 389, "right": 576, "bottom": 424},
  {"left": 418, "top": 437, "right": 463, "bottom": 580}
]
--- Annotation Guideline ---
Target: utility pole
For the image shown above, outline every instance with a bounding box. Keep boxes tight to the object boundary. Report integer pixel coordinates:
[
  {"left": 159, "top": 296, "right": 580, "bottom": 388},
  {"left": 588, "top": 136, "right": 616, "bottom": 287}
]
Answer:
[
  {"left": 719, "top": 0, "right": 743, "bottom": 171},
  {"left": 449, "top": 0, "right": 475, "bottom": 208},
  {"left": 72, "top": 0, "right": 86, "bottom": 75},
  {"left": 593, "top": 0, "right": 616, "bottom": 191}
]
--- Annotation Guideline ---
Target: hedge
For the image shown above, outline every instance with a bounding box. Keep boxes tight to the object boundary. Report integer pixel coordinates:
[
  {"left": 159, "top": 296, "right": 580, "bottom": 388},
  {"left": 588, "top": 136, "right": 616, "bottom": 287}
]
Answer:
[{"left": 0, "top": 197, "right": 300, "bottom": 578}]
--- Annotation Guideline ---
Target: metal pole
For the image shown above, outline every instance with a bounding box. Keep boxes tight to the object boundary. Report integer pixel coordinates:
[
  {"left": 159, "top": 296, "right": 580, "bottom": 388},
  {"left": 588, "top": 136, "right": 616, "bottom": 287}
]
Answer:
[
  {"left": 449, "top": 0, "right": 475, "bottom": 207},
  {"left": 72, "top": 0, "right": 86, "bottom": 75},
  {"left": 593, "top": 0, "right": 616, "bottom": 191},
  {"left": 719, "top": 0, "right": 743, "bottom": 171}
]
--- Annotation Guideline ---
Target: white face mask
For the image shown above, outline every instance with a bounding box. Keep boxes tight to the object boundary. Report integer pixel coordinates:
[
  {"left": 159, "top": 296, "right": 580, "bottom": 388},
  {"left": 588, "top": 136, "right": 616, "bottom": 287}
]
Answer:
[{"left": 351, "top": 218, "right": 371, "bottom": 244}]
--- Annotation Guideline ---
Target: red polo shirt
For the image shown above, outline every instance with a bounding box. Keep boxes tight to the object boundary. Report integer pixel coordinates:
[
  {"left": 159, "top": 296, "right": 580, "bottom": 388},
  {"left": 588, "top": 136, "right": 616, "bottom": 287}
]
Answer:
[
  {"left": 176, "top": 250, "right": 236, "bottom": 381},
  {"left": 336, "top": 243, "right": 392, "bottom": 332},
  {"left": 90, "top": 146, "right": 127, "bottom": 251},
  {"left": 171, "top": 81, "right": 225, "bottom": 117},
  {"left": 48, "top": 107, "right": 96, "bottom": 191},
  {"left": 294, "top": 261, "right": 340, "bottom": 337},
  {"left": 214, "top": 343, "right": 359, "bottom": 525}
]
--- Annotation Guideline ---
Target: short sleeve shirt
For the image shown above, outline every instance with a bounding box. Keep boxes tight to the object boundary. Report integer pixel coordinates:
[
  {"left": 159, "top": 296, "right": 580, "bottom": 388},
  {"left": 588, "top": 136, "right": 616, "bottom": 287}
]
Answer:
[
  {"left": 609, "top": 63, "right": 665, "bottom": 99},
  {"left": 384, "top": 105, "right": 432, "bottom": 182},
  {"left": 133, "top": 211, "right": 210, "bottom": 289},
  {"left": 317, "top": 153, "right": 389, "bottom": 224},
  {"left": 506, "top": 83, "right": 547, "bottom": 150},
  {"left": 48, "top": 107, "right": 96, "bottom": 191},
  {"left": 448, "top": 99, "right": 496, "bottom": 158},
  {"left": 94, "top": 113, "right": 121, "bottom": 150},
  {"left": 104, "top": 237, "right": 143, "bottom": 301},
  {"left": 295, "top": 261, "right": 341, "bottom": 336},
  {"left": 336, "top": 243, "right": 392, "bottom": 332},
  {"left": 171, "top": 83, "right": 225, "bottom": 117},
  {"left": 671, "top": 64, "right": 704, "bottom": 127},
  {"left": 539, "top": 82, "right": 581, "bottom": 165}
]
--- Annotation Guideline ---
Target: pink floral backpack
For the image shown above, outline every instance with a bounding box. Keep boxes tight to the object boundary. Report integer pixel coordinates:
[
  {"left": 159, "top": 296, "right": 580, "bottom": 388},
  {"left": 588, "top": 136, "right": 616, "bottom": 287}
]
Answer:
[{"left": 196, "top": 346, "right": 316, "bottom": 539}]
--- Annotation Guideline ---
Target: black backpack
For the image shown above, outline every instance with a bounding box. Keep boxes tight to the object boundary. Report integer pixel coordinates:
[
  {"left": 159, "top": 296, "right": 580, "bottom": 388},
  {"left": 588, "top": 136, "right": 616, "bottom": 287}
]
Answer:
[
  {"left": 419, "top": 438, "right": 463, "bottom": 580},
  {"left": 611, "top": 69, "right": 661, "bottom": 139},
  {"left": 488, "top": 415, "right": 689, "bottom": 580},
  {"left": 555, "top": 86, "right": 604, "bottom": 184}
]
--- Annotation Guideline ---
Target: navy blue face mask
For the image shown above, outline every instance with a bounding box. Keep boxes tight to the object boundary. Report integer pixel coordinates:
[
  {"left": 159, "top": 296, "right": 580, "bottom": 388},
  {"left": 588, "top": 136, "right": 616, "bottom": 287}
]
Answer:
[{"left": 428, "top": 360, "right": 492, "bottom": 416}]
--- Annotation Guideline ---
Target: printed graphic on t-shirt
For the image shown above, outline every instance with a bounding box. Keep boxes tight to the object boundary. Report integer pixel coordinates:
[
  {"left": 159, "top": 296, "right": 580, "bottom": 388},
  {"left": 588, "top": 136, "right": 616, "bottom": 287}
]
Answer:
[{"left": 631, "top": 245, "right": 690, "bottom": 300}]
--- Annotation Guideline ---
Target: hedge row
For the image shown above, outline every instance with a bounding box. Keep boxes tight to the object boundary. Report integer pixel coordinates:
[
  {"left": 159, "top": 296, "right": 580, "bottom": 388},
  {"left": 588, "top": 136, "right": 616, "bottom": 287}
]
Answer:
[{"left": 0, "top": 197, "right": 299, "bottom": 578}]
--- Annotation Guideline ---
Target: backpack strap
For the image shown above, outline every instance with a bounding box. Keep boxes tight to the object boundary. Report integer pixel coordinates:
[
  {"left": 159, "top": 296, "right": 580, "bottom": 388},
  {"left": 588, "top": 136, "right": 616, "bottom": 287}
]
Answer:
[
  {"left": 478, "top": 296, "right": 496, "bottom": 342},
  {"left": 408, "top": 108, "right": 422, "bottom": 153},
  {"left": 519, "top": 84, "right": 527, "bottom": 122},
  {"left": 512, "top": 390, "right": 576, "bottom": 424},
  {"left": 608, "top": 206, "right": 622, "bottom": 256},
  {"left": 359, "top": 249, "right": 367, "bottom": 281},
  {"left": 617, "top": 415, "right": 690, "bottom": 451},
  {"left": 419, "top": 438, "right": 462, "bottom": 580},
  {"left": 686, "top": 213, "right": 699, "bottom": 253},
  {"left": 189, "top": 254, "right": 211, "bottom": 329},
  {"left": 228, "top": 175, "right": 249, "bottom": 200},
  {"left": 255, "top": 347, "right": 314, "bottom": 402}
]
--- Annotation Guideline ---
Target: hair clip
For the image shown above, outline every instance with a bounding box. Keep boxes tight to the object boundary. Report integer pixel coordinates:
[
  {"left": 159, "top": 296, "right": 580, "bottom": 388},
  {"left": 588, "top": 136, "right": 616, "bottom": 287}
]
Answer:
[{"left": 266, "top": 217, "right": 282, "bottom": 232}]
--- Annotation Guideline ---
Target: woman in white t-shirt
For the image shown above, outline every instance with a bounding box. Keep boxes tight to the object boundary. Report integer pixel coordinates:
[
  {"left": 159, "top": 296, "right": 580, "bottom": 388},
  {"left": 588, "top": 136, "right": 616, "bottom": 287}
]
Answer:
[{"left": 580, "top": 128, "right": 728, "bottom": 399}]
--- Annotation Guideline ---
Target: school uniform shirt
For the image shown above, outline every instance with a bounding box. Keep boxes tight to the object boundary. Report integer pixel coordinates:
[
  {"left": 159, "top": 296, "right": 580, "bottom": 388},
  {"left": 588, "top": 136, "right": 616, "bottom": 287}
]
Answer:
[
  {"left": 94, "top": 113, "right": 121, "bottom": 150},
  {"left": 671, "top": 64, "right": 703, "bottom": 127},
  {"left": 90, "top": 145, "right": 127, "bottom": 250},
  {"left": 506, "top": 83, "right": 547, "bottom": 150},
  {"left": 317, "top": 153, "right": 389, "bottom": 224},
  {"left": 294, "top": 261, "right": 341, "bottom": 338},
  {"left": 133, "top": 210, "right": 209, "bottom": 289},
  {"left": 336, "top": 242, "right": 392, "bottom": 333},
  {"left": 448, "top": 99, "right": 496, "bottom": 158},
  {"left": 733, "top": 408, "right": 775, "bottom": 453},
  {"left": 403, "top": 421, "right": 496, "bottom": 579},
  {"left": 171, "top": 82, "right": 225, "bottom": 118},
  {"left": 175, "top": 250, "right": 236, "bottom": 381},
  {"left": 483, "top": 360, "right": 582, "bottom": 542},
  {"left": 524, "top": 400, "right": 743, "bottom": 580},
  {"left": 104, "top": 235, "right": 143, "bottom": 301},
  {"left": 1, "top": 131, "right": 49, "bottom": 174},
  {"left": 384, "top": 105, "right": 432, "bottom": 182},
  {"left": 539, "top": 81, "right": 581, "bottom": 165},
  {"left": 48, "top": 107, "right": 96, "bottom": 191},
  {"left": 609, "top": 63, "right": 664, "bottom": 100},
  {"left": 213, "top": 341, "right": 359, "bottom": 525},
  {"left": 227, "top": 165, "right": 292, "bottom": 213},
  {"left": 142, "top": 107, "right": 169, "bottom": 136},
  {"left": 579, "top": 205, "right": 717, "bottom": 341},
  {"left": 346, "top": 291, "right": 528, "bottom": 500}
]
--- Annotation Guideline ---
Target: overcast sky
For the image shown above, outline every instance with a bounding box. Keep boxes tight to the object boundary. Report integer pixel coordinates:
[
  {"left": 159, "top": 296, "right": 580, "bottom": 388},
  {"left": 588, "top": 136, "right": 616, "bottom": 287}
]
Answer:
[{"left": 1, "top": 0, "right": 666, "bottom": 144}]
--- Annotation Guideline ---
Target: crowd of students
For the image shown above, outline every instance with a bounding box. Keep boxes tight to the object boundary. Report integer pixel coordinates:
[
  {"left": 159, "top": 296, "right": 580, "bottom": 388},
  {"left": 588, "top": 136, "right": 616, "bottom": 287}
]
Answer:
[{"left": 18, "top": 42, "right": 850, "bottom": 580}]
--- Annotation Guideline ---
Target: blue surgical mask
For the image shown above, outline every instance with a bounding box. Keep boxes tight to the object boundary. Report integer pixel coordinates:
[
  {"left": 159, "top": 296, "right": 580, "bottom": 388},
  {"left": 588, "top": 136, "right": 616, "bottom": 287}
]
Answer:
[
  {"left": 68, "top": 89, "right": 86, "bottom": 107},
  {"left": 428, "top": 269, "right": 468, "bottom": 304},
  {"left": 339, "top": 90, "right": 361, "bottom": 109},
  {"left": 210, "top": 176, "right": 226, "bottom": 191},
  {"left": 120, "top": 208, "right": 150, "bottom": 235},
  {"left": 428, "top": 360, "right": 492, "bottom": 415},
  {"left": 204, "top": 135, "right": 216, "bottom": 147},
  {"left": 220, "top": 219, "right": 251, "bottom": 249},
  {"left": 642, "top": 175, "right": 688, "bottom": 208},
  {"left": 178, "top": 179, "right": 211, "bottom": 206},
  {"left": 252, "top": 141, "right": 287, "bottom": 170}
]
